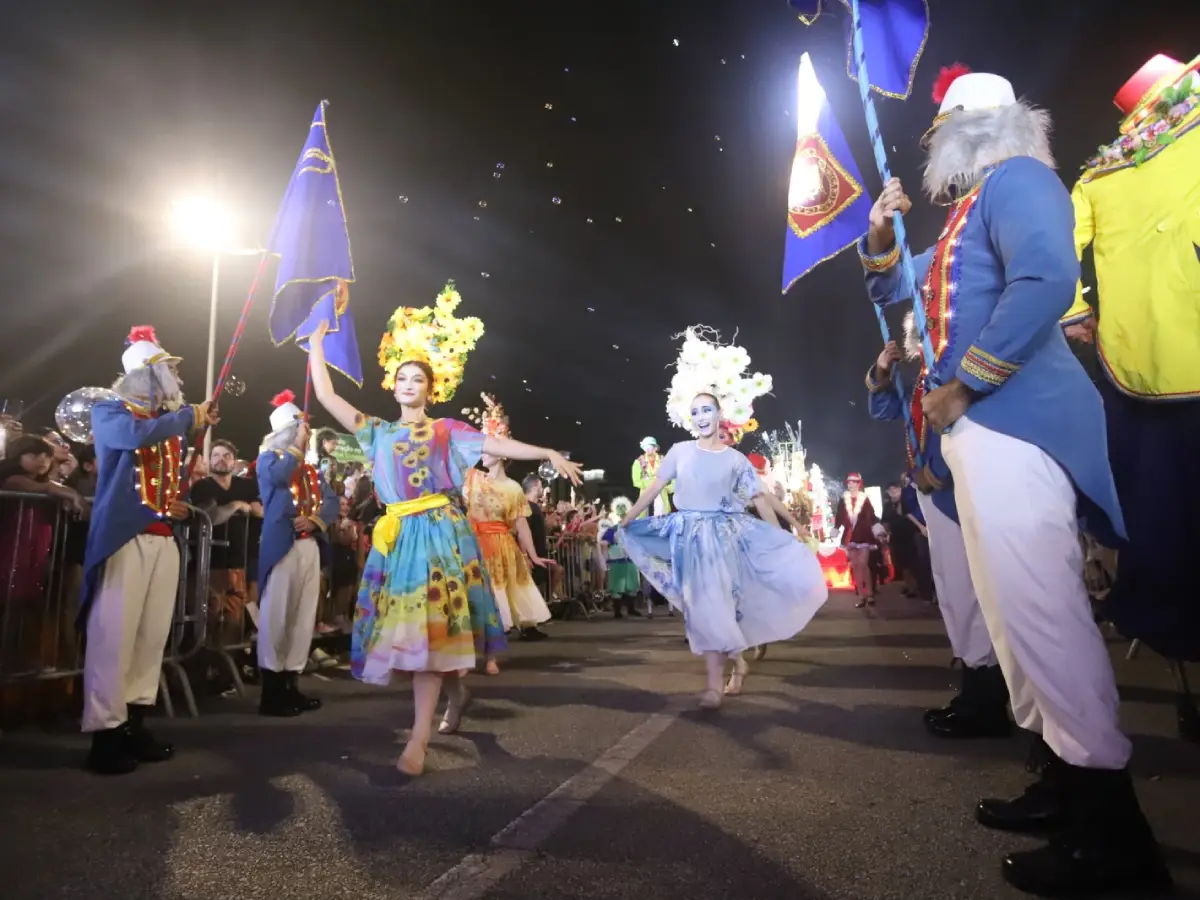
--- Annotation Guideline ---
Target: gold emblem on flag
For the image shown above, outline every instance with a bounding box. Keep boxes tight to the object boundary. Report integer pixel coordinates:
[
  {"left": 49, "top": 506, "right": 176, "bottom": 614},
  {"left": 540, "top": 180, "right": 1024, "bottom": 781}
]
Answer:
[{"left": 787, "top": 133, "right": 863, "bottom": 239}]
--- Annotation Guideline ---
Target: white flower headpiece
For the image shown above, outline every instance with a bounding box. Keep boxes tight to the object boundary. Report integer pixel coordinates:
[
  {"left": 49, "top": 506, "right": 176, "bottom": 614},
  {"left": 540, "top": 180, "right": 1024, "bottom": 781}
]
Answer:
[{"left": 665, "top": 325, "right": 773, "bottom": 436}]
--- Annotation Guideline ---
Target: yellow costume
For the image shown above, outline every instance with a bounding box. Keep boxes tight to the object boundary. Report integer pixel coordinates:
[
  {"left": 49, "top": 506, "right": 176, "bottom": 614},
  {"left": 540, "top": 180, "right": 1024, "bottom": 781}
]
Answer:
[{"left": 1060, "top": 54, "right": 1200, "bottom": 399}]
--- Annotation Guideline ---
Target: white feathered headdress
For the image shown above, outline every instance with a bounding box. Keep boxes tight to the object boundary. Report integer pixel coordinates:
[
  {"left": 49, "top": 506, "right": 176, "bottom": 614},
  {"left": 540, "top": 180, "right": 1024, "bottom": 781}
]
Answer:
[{"left": 665, "top": 326, "right": 773, "bottom": 436}]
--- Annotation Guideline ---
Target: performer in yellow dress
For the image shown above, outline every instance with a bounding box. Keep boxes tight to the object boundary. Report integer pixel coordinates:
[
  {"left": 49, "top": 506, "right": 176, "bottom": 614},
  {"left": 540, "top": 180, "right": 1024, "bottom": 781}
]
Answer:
[{"left": 464, "top": 394, "right": 554, "bottom": 659}]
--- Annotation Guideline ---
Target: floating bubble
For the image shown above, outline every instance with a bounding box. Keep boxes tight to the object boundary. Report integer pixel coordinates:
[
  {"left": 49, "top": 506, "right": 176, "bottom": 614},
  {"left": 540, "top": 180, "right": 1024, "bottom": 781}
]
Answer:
[
  {"left": 478, "top": 200, "right": 488, "bottom": 208},
  {"left": 538, "top": 460, "right": 558, "bottom": 481},
  {"left": 224, "top": 375, "right": 247, "bottom": 397},
  {"left": 714, "top": 135, "right": 721, "bottom": 141},
  {"left": 473, "top": 216, "right": 481, "bottom": 221},
  {"left": 564, "top": 67, "right": 570, "bottom": 73},
  {"left": 710, "top": 242, "right": 716, "bottom": 248},
  {"left": 551, "top": 196, "right": 562, "bottom": 205},
  {"left": 569, "top": 116, "right": 577, "bottom": 122},
  {"left": 575, "top": 421, "right": 582, "bottom": 425},
  {"left": 672, "top": 38, "right": 680, "bottom": 46},
  {"left": 495, "top": 162, "right": 505, "bottom": 169},
  {"left": 686, "top": 207, "right": 693, "bottom": 212},
  {"left": 585, "top": 217, "right": 593, "bottom": 223},
  {"left": 55, "top": 387, "right": 118, "bottom": 444},
  {"left": 398, "top": 195, "right": 409, "bottom": 203},
  {"left": 720, "top": 58, "right": 726, "bottom": 64},
  {"left": 481, "top": 272, "right": 490, "bottom": 278},
  {"left": 544, "top": 102, "right": 554, "bottom": 109},
  {"left": 612, "top": 344, "right": 619, "bottom": 350},
  {"left": 614, "top": 216, "right": 623, "bottom": 223},
  {"left": 493, "top": 172, "right": 502, "bottom": 179},
  {"left": 546, "top": 161, "right": 554, "bottom": 168},
  {"left": 586, "top": 307, "right": 595, "bottom": 312}
]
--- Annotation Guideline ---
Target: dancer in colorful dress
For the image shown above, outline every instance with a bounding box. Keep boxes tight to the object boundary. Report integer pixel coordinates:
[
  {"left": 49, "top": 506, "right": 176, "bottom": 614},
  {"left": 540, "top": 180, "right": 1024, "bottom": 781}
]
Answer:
[
  {"left": 833, "top": 473, "right": 878, "bottom": 607},
  {"left": 463, "top": 393, "right": 554, "bottom": 656},
  {"left": 255, "top": 390, "right": 338, "bottom": 717},
  {"left": 860, "top": 64, "right": 1168, "bottom": 894},
  {"left": 82, "top": 326, "right": 217, "bottom": 774},
  {"left": 618, "top": 327, "right": 828, "bottom": 708},
  {"left": 307, "top": 282, "right": 581, "bottom": 776}
]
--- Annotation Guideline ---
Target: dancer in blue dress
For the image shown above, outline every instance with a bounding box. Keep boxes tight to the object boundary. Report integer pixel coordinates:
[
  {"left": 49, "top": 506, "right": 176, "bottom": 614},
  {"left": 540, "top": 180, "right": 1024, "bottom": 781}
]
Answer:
[{"left": 619, "top": 328, "right": 828, "bottom": 709}]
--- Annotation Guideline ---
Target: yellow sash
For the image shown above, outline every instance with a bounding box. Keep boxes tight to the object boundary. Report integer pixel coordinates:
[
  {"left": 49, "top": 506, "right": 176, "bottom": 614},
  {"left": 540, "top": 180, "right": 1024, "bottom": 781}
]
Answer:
[{"left": 372, "top": 494, "right": 451, "bottom": 556}]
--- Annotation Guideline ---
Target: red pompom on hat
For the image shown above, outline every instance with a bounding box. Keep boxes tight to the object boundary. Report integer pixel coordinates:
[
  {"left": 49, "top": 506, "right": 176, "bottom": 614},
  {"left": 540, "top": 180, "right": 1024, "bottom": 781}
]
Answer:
[
  {"left": 932, "top": 63, "right": 971, "bottom": 105},
  {"left": 126, "top": 325, "right": 159, "bottom": 346},
  {"left": 271, "top": 389, "right": 297, "bottom": 407}
]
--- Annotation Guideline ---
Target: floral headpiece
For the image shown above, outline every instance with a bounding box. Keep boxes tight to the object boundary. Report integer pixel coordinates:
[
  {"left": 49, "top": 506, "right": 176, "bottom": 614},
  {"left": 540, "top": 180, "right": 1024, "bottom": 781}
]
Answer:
[
  {"left": 378, "top": 280, "right": 484, "bottom": 403},
  {"left": 665, "top": 325, "right": 772, "bottom": 436},
  {"left": 463, "top": 392, "right": 510, "bottom": 438},
  {"left": 721, "top": 418, "right": 759, "bottom": 445}
]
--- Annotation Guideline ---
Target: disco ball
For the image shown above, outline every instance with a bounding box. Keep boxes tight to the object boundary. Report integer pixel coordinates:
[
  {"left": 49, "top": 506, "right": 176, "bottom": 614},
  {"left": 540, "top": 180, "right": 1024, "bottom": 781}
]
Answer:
[
  {"left": 224, "top": 374, "right": 246, "bottom": 397},
  {"left": 538, "top": 460, "right": 559, "bottom": 482},
  {"left": 55, "top": 387, "right": 119, "bottom": 444}
]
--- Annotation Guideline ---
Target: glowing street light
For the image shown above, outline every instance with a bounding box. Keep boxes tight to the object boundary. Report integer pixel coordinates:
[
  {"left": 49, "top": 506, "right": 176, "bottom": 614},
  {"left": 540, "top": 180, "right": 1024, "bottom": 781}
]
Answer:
[{"left": 788, "top": 53, "right": 828, "bottom": 210}]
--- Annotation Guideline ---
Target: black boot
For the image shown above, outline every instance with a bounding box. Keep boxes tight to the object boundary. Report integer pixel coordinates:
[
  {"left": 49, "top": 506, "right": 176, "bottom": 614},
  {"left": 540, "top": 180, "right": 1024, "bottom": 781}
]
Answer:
[
  {"left": 625, "top": 596, "right": 643, "bottom": 617},
  {"left": 286, "top": 672, "right": 322, "bottom": 712},
  {"left": 86, "top": 727, "right": 139, "bottom": 775},
  {"left": 1002, "top": 763, "right": 1173, "bottom": 896},
  {"left": 520, "top": 626, "right": 549, "bottom": 641},
  {"left": 925, "top": 664, "right": 1013, "bottom": 739},
  {"left": 259, "top": 670, "right": 302, "bottom": 717},
  {"left": 976, "top": 735, "right": 1067, "bottom": 833},
  {"left": 123, "top": 703, "right": 174, "bottom": 762}
]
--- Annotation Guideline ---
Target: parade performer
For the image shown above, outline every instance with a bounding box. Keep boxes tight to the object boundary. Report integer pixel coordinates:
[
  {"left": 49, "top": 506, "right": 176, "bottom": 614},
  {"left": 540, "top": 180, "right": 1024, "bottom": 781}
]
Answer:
[
  {"left": 833, "top": 473, "right": 878, "bottom": 607},
  {"left": 860, "top": 65, "right": 1168, "bottom": 894},
  {"left": 1059, "top": 54, "right": 1200, "bottom": 713},
  {"left": 255, "top": 391, "right": 338, "bottom": 717},
  {"left": 307, "top": 282, "right": 581, "bottom": 776},
  {"left": 600, "top": 498, "right": 642, "bottom": 618},
  {"left": 618, "top": 327, "right": 828, "bottom": 709},
  {"left": 631, "top": 437, "right": 672, "bottom": 516},
  {"left": 81, "top": 326, "right": 217, "bottom": 775},
  {"left": 866, "top": 339, "right": 1008, "bottom": 740},
  {"left": 463, "top": 393, "right": 554, "bottom": 652}
]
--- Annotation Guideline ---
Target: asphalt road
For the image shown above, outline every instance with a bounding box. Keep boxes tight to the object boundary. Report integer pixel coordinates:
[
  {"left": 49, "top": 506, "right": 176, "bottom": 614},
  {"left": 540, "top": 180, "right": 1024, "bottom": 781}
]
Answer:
[{"left": 1, "top": 587, "right": 1197, "bottom": 900}]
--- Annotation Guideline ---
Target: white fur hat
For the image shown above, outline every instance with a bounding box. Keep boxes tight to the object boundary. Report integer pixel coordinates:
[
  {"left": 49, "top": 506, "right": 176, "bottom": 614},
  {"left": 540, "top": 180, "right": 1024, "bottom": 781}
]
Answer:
[
  {"left": 121, "top": 325, "right": 180, "bottom": 374},
  {"left": 269, "top": 390, "right": 303, "bottom": 433}
]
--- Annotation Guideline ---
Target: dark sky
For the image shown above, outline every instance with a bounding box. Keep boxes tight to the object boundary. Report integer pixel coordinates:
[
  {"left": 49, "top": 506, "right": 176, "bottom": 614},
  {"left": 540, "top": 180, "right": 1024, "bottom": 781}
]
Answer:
[{"left": 0, "top": 0, "right": 1196, "bottom": 490}]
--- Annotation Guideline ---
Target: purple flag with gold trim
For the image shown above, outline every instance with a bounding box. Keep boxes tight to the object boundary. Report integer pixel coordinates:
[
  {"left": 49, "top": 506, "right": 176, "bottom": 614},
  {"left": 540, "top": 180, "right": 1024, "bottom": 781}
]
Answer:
[
  {"left": 782, "top": 54, "right": 872, "bottom": 293},
  {"left": 788, "top": 0, "right": 929, "bottom": 100}
]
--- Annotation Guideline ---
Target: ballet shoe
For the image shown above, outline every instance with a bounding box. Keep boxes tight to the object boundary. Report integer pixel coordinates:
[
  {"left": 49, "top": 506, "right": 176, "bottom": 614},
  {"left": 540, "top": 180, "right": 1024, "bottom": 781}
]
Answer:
[
  {"left": 698, "top": 688, "right": 723, "bottom": 710},
  {"left": 438, "top": 684, "right": 472, "bottom": 735},
  {"left": 396, "top": 741, "right": 427, "bottom": 776},
  {"left": 724, "top": 657, "right": 749, "bottom": 696}
]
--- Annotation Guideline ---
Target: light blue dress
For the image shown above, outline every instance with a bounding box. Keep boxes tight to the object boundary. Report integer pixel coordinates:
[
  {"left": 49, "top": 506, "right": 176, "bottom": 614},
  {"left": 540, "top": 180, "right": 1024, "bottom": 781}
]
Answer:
[{"left": 618, "top": 442, "right": 829, "bottom": 655}]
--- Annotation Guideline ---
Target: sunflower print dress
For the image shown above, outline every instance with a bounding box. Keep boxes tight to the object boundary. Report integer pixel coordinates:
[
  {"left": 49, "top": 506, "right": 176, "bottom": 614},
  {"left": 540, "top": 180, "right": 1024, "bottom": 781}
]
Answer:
[{"left": 350, "top": 415, "right": 507, "bottom": 683}]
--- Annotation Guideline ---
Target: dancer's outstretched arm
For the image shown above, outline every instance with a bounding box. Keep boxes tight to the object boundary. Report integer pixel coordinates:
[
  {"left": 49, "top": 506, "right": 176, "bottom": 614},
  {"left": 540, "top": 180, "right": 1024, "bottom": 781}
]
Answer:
[
  {"left": 483, "top": 435, "right": 583, "bottom": 485},
  {"left": 751, "top": 494, "right": 781, "bottom": 528},
  {"left": 308, "top": 323, "right": 365, "bottom": 434},
  {"left": 619, "top": 479, "right": 667, "bottom": 526}
]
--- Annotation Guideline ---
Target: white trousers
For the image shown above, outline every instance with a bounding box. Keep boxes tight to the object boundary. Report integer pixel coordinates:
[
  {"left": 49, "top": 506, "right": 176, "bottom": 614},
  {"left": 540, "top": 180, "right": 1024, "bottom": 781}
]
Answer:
[
  {"left": 257, "top": 539, "right": 321, "bottom": 673},
  {"left": 652, "top": 494, "right": 669, "bottom": 517},
  {"left": 82, "top": 535, "right": 179, "bottom": 732},
  {"left": 943, "top": 416, "right": 1130, "bottom": 769},
  {"left": 915, "top": 492, "right": 996, "bottom": 668}
]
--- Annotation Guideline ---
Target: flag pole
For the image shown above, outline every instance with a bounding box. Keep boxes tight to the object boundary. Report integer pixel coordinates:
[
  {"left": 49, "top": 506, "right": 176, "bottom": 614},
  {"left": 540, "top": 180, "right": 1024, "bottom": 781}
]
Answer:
[{"left": 846, "top": 0, "right": 935, "bottom": 466}]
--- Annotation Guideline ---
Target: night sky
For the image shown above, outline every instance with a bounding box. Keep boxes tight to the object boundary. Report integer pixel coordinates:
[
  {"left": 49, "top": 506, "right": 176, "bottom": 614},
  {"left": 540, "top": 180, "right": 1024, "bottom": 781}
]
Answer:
[{"left": 1, "top": 0, "right": 1196, "bottom": 490}]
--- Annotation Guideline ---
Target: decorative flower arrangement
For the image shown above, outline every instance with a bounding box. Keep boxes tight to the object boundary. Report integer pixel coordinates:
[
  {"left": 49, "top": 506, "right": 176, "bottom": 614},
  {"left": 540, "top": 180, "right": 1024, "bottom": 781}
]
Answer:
[
  {"left": 462, "top": 392, "right": 510, "bottom": 438},
  {"left": 1084, "top": 72, "right": 1197, "bottom": 171},
  {"left": 665, "top": 325, "right": 772, "bottom": 436},
  {"left": 378, "top": 280, "right": 485, "bottom": 403}
]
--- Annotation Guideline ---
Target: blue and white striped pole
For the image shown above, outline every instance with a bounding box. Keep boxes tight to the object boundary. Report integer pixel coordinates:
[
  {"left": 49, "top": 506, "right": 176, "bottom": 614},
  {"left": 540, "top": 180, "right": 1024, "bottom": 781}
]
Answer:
[{"left": 846, "top": 0, "right": 937, "bottom": 465}]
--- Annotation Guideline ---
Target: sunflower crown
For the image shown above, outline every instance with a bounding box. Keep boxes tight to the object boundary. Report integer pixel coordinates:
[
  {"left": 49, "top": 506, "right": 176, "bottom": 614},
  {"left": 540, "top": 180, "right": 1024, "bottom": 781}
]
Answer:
[
  {"left": 378, "top": 280, "right": 485, "bottom": 403},
  {"left": 463, "top": 392, "right": 510, "bottom": 438}
]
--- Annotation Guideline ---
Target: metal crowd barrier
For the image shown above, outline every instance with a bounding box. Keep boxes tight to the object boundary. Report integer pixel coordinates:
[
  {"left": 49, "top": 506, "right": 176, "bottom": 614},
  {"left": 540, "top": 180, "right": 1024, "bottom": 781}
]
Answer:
[
  {"left": 547, "top": 533, "right": 603, "bottom": 619},
  {"left": 0, "top": 491, "right": 213, "bottom": 726}
]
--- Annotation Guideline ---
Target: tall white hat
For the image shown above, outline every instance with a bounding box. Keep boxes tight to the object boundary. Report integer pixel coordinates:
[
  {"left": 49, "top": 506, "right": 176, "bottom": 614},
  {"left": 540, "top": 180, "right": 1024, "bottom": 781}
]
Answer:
[
  {"left": 269, "top": 390, "right": 303, "bottom": 433},
  {"left": 121, "top": 325, "right": 180, "bottom": 374}
]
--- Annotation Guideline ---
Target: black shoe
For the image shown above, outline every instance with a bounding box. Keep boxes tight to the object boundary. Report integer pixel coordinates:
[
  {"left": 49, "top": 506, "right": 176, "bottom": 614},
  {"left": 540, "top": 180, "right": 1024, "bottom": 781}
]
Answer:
[
  {"left": 259, "top": 670, "right": 303, "bottom": 717},
  {"left": 285, "top": 672, "right": 322, "bottom": 712},
  {"left": 520, "top": 627, "right": 549, "bottom": 641},
  {"left": 123, "top": 704, "right": 175, "bottom": 762},
  {"left": 86, "top": 727, "right": 139, "bottom": 776},
  {"left": 1001, "top": 765, "right": 1173, "bottom": 897},
  {"left": 977, "top": 737, "right": 1066, "bottom": 833},
  {"left": 924, "top": 665, "right": 1013, "bottom": 739}
]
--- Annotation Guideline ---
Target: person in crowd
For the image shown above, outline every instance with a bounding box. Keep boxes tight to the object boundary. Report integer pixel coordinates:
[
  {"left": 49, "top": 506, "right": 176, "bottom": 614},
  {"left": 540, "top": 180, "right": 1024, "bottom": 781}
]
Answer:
[
  {"left": 899, "top": 472, "right": 935, "bottom": 604},
  {"left": 881, "top": 482, "right": 915, "bottom": 594},
  {"left": 521, "top": 473, "right": 553, "bottom": 606},
  {"left": 859, "top": 63, "right": 1168, "bottom": 894},
  {"left": 81, "top": 325, "right": 217, "bottom": 775},
  {"left": 307, "top": 284, "right": 580, "bottom": 776},
  {"left": 190, "top": 439, "right": 262, "bottom": 648},
  {"left": 833, "top": 473, "right": 879, "bottom": 608},
  {"left": 254, "top": 391, "right": 337, "bottom": 717},
  {"left": 600, "top": 498, "right": 641, "bottom": 618},
  {"left": 328, "top": 496, "right": 360, "bottom": 634}
]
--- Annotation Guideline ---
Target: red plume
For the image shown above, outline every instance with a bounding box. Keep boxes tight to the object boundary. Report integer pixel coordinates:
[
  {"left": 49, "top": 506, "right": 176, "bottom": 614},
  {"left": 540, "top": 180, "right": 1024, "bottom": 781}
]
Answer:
[
  {"left": 932, "top": 63, "right": 971, "bottom": 105},
  {"left": 127, "top": 325, "right": 158, "bottom": 344},
  {"left": 271, "top": 390, "right": 296, "bottom": 408}
]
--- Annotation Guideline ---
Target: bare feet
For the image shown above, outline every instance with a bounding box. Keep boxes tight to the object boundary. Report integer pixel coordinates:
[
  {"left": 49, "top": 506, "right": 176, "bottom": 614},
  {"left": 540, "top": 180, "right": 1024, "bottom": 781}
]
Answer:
[
  {"left": 396, "top": 740, "right": 427, "bottom": 776},
  {"left": 485, "top": 658, "right": 500, "bottom": 676}
]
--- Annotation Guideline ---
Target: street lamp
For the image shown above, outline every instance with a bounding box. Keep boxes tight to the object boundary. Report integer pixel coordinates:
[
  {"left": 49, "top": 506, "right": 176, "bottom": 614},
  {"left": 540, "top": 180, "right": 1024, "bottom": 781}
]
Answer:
[{"left": 168, "top": 194, "right": 260, "bottom": 456}]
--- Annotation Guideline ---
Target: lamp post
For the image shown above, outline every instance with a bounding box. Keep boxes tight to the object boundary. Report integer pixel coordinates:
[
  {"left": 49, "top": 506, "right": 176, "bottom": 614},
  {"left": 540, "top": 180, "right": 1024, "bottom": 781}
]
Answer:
[{"left": 168, "top": 195, "right": 259, "bottom": 457}]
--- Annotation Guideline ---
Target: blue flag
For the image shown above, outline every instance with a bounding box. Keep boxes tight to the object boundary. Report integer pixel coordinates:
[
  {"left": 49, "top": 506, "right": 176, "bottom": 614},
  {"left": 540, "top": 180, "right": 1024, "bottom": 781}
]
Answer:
[
  {"left": 266, "top": 101, "right": 363, "bottom": 385},
  {"left": 782, "top": 54, "right": 872, "bottom": 293},
  {"left": 788, "top": 0, "right": 929, "bottom": 100}
]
